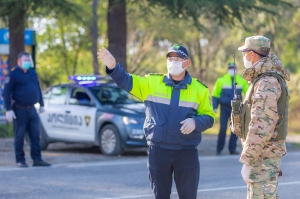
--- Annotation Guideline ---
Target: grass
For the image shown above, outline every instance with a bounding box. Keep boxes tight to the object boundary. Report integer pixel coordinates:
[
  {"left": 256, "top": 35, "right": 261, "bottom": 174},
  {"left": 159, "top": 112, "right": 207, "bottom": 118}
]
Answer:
[
  {"left": 291, "top": 143, "right": 300, "bottom": 149},
  {"left": 0, "top": 124, "right": 14, "bottom": 138}
]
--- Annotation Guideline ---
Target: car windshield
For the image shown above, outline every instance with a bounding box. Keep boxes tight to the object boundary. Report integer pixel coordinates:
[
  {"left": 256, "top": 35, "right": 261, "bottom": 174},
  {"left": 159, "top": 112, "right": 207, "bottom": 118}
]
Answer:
[{"left": 89, "top": 86, "right": 142, "bottom": 105}]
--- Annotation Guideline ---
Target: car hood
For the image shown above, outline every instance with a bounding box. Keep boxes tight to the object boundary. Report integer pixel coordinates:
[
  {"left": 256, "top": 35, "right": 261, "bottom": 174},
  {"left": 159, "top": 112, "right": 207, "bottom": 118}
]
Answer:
[{"left": 112, "top": 103, "right": 145, "bottom": 115}]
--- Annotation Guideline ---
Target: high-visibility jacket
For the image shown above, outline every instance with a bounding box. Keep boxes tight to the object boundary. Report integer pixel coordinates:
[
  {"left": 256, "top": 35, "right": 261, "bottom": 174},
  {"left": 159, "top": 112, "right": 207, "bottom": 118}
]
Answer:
[
  {"left": 212, "top": 73, "right": 248, "bottom": 109},
  {"left": 107, "top": 64, "right": 215, "bottom": 150}
]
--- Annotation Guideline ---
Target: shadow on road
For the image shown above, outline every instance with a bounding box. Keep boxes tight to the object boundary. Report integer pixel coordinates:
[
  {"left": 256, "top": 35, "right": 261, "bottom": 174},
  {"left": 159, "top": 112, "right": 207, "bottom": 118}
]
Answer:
[{"left": 45, "top": 142, "right": 147, "bottom": 157}]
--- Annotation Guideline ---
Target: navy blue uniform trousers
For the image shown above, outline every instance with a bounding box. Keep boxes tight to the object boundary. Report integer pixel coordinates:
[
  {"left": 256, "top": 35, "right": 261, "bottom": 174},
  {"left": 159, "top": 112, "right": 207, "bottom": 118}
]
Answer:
[
  {"left": 13, "top": 107, "right": 41, "bottom": 163},
  {"left": 216, "top": 105, "right": 237, "bottom": 153},
  {"left": 148, "top": 146, "right": 199, "bottom": 199}
]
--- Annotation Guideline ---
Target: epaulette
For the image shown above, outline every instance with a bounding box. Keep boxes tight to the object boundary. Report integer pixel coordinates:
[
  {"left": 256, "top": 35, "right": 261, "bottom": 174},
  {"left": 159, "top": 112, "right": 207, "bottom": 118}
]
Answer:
[
  {"left": 149, "top": 73, "right": 163, "bottom": 76},
  {"left": 11, "top": 67, "right": 16, "bottom": 71},
  {"left": 195, "top": 78, "right": 208, "bottom": 88}
]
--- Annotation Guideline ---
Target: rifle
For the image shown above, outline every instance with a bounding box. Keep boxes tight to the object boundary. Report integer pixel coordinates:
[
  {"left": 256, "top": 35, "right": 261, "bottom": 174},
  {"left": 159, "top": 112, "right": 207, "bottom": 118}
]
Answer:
[
  {"left": 230, "top": 54, "right": 243, "bottom": 138},
  {"left": 231, "top": 54, "right": 240, "bottom": 114}
]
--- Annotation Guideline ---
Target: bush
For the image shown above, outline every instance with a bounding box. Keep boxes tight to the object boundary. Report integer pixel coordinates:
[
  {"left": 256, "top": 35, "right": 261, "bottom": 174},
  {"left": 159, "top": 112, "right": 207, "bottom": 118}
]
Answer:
[
  {"left": 289, "top": 96, "right": 300, "bottom": 135},
  {"left": 0, "top": 124, "right": 14, "bottom": 138}
]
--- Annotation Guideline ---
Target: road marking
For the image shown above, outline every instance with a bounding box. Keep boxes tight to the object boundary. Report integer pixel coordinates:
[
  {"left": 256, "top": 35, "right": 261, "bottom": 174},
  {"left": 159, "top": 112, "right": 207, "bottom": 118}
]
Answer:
[
  {"left": 53, "top": 159, "right": 147, "bottom": 168},
  {"left": 0, "top": 159, "right": 147, "bottom": 171},
  {"left": 98, "top": 181, "right": 300, "bottom": 199},
  {"left": 0, "top": 151, "right": 300, "bottom": 171}
]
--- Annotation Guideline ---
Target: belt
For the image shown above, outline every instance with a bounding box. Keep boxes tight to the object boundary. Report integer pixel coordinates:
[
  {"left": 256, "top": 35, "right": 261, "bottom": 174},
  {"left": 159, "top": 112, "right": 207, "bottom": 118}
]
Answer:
[{"left": 14, "top": 104, "right": 35, "bottom": 109}]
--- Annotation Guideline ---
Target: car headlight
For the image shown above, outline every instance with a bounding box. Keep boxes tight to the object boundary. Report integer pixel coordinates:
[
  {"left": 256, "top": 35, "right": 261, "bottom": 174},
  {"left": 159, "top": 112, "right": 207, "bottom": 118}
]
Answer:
[{"left": 123, "top": 116, "right": 138, "bottom": 125}]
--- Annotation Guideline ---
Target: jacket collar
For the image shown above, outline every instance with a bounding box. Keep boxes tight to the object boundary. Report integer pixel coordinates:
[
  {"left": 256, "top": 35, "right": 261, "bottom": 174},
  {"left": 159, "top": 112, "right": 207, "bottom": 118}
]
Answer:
[
  {"left": 163, "top": 71, "right": 192, "bottom": 89},
  {"left": 242, "top": 53, "right": 290, "bottom": 82},
  {"left": 15, "top": 66, "right": 31, "bottom": 73}
]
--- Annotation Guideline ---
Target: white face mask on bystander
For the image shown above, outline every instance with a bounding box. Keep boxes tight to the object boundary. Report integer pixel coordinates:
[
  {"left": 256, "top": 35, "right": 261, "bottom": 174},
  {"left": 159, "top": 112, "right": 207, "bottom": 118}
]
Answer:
[{"left": 228, "top": 69, "right": 236, "bottom": 76}]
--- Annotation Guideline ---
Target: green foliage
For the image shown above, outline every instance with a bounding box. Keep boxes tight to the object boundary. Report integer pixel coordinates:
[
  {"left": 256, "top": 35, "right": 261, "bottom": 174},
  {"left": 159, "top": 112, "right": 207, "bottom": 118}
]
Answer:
[
  {"left": 31, "top": 0, "right": 300, "bottom": 88},
  {"left": 0, "top": 0, "right": 83, "bottom": 19},
  {"left": 145, "top": 0, "right": 291, "bottom": 30},
  {"left": 32, "top": 1, "right": 108, "bottom": 88},
  {"left": 0, "top": 124, "right": 14, "bottom": 138}
]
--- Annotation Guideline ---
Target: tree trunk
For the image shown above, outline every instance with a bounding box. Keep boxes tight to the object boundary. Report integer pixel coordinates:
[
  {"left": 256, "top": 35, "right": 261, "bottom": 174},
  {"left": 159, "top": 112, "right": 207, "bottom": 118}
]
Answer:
[
  {"left": 196, "top": 34, "right": 203, "bottom": 80},
  {"left": 8, "top": 11, "right": 26, "bottom": 70},
  {"left": 90, "top": 0, "right": 100, "bottom": 75},
  {"left": 107, "top": 0, "right": 127, "bottom": 70}
]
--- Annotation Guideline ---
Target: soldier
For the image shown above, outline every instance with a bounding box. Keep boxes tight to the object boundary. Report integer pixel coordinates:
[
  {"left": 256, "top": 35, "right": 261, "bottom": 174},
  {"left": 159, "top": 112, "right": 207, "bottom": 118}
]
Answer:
[{"left": 235, "top": 36, "right": 290, "bottom": 198}]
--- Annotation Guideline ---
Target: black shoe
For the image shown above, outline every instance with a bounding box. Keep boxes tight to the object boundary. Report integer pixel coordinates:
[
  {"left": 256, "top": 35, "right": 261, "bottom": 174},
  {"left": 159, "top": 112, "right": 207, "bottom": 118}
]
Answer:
[
  {"left": 17, "top": 162, "right": 28, "bottom": 168},
  {"left": 216, "top": 151, "right": 221, "bottom": 155},
  {"left": 33, "top": 160, "right": 51, "bottom": 167},
  {"left": 230, "top": 151, "right": 239, "bottom": 155}
]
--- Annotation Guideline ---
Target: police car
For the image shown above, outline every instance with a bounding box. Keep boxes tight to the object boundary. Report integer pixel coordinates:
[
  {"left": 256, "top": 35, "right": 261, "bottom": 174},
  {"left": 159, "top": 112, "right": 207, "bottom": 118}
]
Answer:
[{"left": 38, "top": 75, "right": 147, "bottom": 156}]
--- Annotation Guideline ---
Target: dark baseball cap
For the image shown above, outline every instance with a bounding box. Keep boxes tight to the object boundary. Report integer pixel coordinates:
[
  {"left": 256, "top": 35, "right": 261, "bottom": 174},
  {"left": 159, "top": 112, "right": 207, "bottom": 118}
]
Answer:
[
  {"left": 166, "top": 44, "right": 189, "bottom": 59},
  {"left": 228, "top": 62, "right": 236, "bottom": 69}
]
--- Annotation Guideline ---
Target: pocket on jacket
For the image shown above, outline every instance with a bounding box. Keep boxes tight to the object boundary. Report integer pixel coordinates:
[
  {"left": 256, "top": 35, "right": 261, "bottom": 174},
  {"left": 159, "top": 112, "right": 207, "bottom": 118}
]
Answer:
[
  {"left": 143, "top": 117, "right": 165, "bottom": 142},
  {"left": 177, "top": 128, "right": 201, "bottom": 145}
]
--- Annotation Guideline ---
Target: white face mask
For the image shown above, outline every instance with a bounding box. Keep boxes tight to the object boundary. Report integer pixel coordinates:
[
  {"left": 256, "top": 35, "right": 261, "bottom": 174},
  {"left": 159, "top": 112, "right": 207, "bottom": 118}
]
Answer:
[
  {"left": 243, "top": 55, "right": 253, "bottom": 69},
  {"left": 228, "top": 69, "right": 236, "bottom": 76},
  {"left": 167, "top": 60, "right": 186, "bottom": 76}
]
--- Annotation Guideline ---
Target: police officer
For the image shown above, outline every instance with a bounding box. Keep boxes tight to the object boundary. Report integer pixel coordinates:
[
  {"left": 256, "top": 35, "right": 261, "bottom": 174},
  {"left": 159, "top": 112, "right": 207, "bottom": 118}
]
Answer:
[
  {"left": 98, "top": 44, "right": 215, "bottom": 199},
  {"left": 2, "top": 52, "right": 51, "bottom": 168},
  {"left": 236, "top": 36, "right": 289, "bottom": 198},
  {"left": 212, "top": 63, "right": 248, "bottom": 155}
]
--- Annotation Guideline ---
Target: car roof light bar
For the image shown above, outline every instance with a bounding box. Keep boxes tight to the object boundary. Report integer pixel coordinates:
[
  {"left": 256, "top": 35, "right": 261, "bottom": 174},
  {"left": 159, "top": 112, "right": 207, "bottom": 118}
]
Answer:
[{"left": 68, "top": 75, "right": 112, "bottom": 82}]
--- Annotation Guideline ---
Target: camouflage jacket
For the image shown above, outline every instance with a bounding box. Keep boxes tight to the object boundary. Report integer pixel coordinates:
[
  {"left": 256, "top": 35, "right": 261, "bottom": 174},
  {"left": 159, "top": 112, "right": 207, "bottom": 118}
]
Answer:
[{"left": 240, "top": 53, "right": 290, "bottom": 166}]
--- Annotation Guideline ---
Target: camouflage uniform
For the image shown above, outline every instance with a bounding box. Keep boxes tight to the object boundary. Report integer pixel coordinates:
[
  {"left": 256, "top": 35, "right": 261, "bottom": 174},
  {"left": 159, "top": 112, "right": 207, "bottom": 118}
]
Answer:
[{"left": 238, "top": 36, "right": 290, "bottom": 199}]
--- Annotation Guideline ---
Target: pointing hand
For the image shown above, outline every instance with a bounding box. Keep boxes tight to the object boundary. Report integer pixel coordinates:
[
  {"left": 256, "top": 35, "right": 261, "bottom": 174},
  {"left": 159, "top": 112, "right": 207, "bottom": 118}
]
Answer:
[{"left": 97, "top": 47, "right": 116, "bottom": 69}]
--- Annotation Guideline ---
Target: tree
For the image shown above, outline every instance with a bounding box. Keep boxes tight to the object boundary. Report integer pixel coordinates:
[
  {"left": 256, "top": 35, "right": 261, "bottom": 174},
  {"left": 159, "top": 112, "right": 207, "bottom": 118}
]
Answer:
[
  {"left": 106, "top": 0, "right": 289, "bottom": 72},
  {"left": 0, "top": 0, "right": 82, "bottom": 70},
  {"left": 148, "top": 0, "right": 290, "bottom": 28},
  {"left": 90, "top": 0, "right": 100, "bottom": 75},
  {"left": 107, "top": 0, "right": 127, "bottom": 70}
]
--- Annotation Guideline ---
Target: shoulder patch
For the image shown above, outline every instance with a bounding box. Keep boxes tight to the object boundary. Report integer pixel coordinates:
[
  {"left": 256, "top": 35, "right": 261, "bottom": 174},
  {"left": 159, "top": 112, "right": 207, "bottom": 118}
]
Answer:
[
  {"left": 195, "top": 78, "right": 208, "bottom": 88},
  {"left": 11, "top": 67, "right": 16, "bottom": 71},
  {"left": 149, "top": 73, "right": 163, "bottom": 76}
]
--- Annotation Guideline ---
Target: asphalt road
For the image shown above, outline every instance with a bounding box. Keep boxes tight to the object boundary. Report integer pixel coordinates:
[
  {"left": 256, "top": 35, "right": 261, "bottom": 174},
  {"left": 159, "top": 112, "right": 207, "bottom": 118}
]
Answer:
[{"left": 0, "top": 151, "right": 299, "bottom": 199}]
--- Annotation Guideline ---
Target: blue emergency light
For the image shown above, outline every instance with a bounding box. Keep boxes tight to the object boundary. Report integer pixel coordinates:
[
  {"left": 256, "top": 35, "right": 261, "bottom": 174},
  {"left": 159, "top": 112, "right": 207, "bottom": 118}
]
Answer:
[{"left": 68, "top": 75, "right": 112, "bottom": 82}]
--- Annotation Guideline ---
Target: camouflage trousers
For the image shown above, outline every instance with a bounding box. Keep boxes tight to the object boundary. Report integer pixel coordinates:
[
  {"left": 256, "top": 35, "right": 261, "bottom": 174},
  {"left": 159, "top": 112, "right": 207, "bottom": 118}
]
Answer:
[{"left": 247, "top": 157, "right": 282, "bottom": 199}]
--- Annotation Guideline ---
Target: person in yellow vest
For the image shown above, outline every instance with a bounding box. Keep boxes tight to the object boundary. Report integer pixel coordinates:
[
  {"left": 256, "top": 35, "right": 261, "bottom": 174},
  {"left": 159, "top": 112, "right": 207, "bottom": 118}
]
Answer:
[
  {"left": 212, "top": 63, "right": 248, "bottom": 155},
  {"left": 236, "top": 36, "right": 290, "bottom": 198},
  {"left": 98, "top": 44, "right": 215, "bottom": 199}
]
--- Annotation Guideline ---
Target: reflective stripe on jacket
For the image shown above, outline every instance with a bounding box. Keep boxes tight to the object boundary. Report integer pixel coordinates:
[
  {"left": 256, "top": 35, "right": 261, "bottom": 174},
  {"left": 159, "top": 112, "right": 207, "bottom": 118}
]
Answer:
[{"left": 107, "top": 63, "right": 215, "bottom": 150}]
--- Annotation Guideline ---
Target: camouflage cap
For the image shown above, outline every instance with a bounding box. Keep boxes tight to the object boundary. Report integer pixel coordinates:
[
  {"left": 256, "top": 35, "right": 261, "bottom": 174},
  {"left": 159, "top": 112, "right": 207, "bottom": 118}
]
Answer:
[{"left": 238, "top": 36, "right": 271, "bottom": 56}]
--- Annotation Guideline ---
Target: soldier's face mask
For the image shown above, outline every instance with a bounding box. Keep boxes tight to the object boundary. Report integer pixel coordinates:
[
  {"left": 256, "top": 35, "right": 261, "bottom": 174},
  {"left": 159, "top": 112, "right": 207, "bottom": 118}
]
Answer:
[
  {"left": 242, "top": 51, "right": 253, "bottom": 69},
  {"left": 167, "top": 60, "right": 186, "bottom": 76}
]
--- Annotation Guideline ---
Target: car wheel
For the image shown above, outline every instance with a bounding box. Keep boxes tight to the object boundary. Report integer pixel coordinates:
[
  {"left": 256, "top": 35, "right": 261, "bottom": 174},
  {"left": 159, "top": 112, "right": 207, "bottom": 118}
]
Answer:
[
  {"left": 99, "top": 124, "right": 123, "bottom": 156},
  {"left": 40, "top": 123, "right": 49, "bottom": 150}
]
